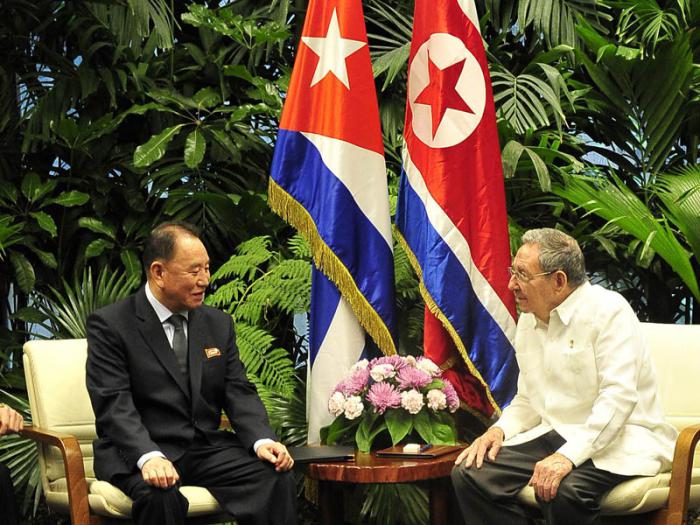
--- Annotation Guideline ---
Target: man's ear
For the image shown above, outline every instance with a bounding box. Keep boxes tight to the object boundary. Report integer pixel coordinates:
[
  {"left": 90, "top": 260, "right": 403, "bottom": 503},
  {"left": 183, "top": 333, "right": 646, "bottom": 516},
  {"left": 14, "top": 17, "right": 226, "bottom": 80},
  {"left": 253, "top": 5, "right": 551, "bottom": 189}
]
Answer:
[
  {"left": 554, "top": 270, "right": 568, "bottom": 291},
  {"left": 150, "top": 261, "right": 165, "bottom": 287}
]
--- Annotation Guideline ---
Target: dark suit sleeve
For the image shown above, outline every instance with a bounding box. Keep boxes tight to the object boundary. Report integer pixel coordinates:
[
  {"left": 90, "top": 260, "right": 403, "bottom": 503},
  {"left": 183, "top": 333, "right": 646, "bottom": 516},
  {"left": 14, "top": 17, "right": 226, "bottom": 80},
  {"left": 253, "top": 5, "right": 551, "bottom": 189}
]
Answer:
[
  {"left": 221, "top": 317, "right": 277, "bottom": 449},
  {"left": 86, "top": 311, "right": 160, "bottom": 468}
]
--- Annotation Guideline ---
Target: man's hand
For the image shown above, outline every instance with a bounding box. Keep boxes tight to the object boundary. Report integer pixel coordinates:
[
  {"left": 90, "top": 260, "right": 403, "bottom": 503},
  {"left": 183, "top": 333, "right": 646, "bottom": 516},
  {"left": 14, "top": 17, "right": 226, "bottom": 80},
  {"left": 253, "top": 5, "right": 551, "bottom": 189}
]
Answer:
[
  {"left": 0, "top": 405, "right": 23, "bottom": 436},
  {"left": 142, "top": 456, "right": 180, "bottom": 489},
  {"left": 528, "top": 452, "right": 573, "bottom": 502},
  {"left": 256, "top": 442, "right": 294, "bottom": 472},
  {"left": 455, "top": 426, "right": 505, "bottom": 468}
]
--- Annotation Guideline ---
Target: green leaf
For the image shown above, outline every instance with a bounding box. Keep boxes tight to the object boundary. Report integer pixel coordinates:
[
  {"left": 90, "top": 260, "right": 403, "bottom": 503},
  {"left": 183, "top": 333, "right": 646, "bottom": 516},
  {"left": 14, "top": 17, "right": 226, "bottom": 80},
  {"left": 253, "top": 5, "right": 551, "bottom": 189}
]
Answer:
[
  {"left": 385, "top": 409, "right": 413, "bottom": 445},
  {"left": 429, "top": 412, "right": 457, "bottom": 444},
  {"left": 11, "top": 307, "right": 48, "bottom": 324},
  {"left": 184, "top": 129, "right": 206, "bottom": 168},
  {"left": 9, "top": 251, "right": 35, "bottom": 293},
  {"left": 356, "top": 411, "right": 385, "bottom": 453},
  {"left": 27, "top": 245, "right": 57, "bottom": 269},
  {"left": 322, "top": 416, "right": 358, "bottom": 445},
  {"left": 501, "top": 141, "right": 525, "bottom": 179},
  {"left": 78, "top": 218, "right": 117, "bottom": 239},
  {"left": 20, "top": 173, "right": 41, "bottom": 203},
  {"left": 133, "top": 124, "right": 185, "bottom": 168},
  {"left": 30, "top": 211, "right": 57, "bottom": 237},
  {"left": 49, "top": 191, "right": 90, "bottom": 207},
  {"left": 84, "top": 239, "right": 112, "bottom": 259},
  {"left": 120, "top": 250, "right": 142, "bottom": 278},
  {"left": 192, "top": 87, "right": 221, "bottom": 109},
  {"left": 223, "top": 65, "right": 255, "bottom": 83},
  {"left": 413, "top": 409, "right": 436, "bottom": 444}
]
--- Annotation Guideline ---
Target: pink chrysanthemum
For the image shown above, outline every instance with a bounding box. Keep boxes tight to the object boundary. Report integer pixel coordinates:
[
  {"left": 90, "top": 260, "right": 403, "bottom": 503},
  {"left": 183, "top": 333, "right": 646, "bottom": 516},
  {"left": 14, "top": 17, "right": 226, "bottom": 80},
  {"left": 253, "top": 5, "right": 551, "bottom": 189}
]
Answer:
[
  {"left": 442, "top": 379, "right": 460, "bottom": 412},
  {"left": 371, "top": 355, "right": 407, "bottom": 371},
  {"left": 366, "top": 381, "right": 402, "bottom": 414},
  {"left": 396, "top": 366, "right": 432, "bottom": 390},
  {"left": 335, "top": 367, "right": 370, "bottom": 396}
]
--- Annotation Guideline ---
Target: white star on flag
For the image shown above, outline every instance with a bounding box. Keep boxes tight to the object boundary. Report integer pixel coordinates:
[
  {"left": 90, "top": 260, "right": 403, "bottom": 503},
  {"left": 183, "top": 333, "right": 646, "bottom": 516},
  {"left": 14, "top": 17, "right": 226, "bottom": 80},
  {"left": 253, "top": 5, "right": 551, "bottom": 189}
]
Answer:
[{"left": 301, "top": 8, "right": 366, "bottom": 89}]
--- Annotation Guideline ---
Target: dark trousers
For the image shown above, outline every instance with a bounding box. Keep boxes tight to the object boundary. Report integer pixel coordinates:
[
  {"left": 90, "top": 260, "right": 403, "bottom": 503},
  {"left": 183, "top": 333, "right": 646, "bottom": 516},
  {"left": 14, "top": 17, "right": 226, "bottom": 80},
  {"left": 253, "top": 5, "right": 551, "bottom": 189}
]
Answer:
[
  {"left": 451, "top": 430, "right": 630, "bottom": 525},
  {"left": 112, "top": 441, "right": 297, "bottom": 525},
  {"left": 0, "top": 462, "right": 19, "bottom": 525}
]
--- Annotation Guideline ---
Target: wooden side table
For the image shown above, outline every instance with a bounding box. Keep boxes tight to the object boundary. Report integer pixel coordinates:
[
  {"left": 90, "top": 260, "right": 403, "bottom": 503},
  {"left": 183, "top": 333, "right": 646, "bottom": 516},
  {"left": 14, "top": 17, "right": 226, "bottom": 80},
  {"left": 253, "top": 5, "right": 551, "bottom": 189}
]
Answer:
[{"left": 304, "top": 449, "right": 462, "bottom": 525}]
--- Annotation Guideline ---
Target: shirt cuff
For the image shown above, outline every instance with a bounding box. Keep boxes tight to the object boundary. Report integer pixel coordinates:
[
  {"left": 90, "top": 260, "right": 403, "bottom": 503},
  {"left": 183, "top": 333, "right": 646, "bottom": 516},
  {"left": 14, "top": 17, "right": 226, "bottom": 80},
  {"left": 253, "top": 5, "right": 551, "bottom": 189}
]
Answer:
[
  {"left": 137, "top": 451, "right": 166, "bottom": 470},
  {"left": 253, "top": 438, "right": 275, "bottom": 453}
]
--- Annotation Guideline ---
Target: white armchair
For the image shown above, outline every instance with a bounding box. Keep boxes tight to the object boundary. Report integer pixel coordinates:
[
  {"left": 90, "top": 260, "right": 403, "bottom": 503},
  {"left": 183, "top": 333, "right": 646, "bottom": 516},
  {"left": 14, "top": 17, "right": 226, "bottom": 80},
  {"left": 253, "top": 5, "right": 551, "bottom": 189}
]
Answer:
[
  {"left": 516, "top": 322, "right": 700, "bottom": 524},
  {"left": 21, "top": 339, "right": 233, "bottom": 525}
]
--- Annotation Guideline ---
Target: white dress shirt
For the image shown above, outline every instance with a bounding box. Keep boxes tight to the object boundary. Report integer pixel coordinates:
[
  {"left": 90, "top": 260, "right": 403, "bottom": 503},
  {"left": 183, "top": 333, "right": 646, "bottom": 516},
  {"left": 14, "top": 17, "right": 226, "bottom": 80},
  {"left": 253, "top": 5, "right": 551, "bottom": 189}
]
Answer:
[
  {"left": 137, "top": 284, "right": 271, "bottom": 470},
  {"left": 495, "top": 282, "right": 677, "bottom": 476}
]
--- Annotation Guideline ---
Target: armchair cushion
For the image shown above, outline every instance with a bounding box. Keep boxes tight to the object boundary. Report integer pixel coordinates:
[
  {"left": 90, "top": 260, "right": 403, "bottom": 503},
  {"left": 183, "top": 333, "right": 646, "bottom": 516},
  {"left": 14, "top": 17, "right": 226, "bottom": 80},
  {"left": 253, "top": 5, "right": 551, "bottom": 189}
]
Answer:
[{"left": 517, "top": 467, "right": 700, "bottom": 514}]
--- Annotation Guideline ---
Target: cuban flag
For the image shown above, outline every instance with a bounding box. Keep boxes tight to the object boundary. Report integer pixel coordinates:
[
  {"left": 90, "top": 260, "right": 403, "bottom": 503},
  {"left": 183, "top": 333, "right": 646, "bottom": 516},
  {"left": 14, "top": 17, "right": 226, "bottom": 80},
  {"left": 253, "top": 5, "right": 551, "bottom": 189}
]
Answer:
[
  {"left": 395, "top": 0, "right": 517, "bottom": 418},
  {"left": 269, "top": 0, "right": 396, "bottom": 443}
]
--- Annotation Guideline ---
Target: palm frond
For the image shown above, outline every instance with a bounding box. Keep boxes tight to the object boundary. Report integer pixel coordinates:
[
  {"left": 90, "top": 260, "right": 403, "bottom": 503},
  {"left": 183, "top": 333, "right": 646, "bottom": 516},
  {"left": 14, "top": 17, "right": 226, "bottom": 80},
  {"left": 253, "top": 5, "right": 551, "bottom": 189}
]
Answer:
[
  {"left": 654, "top": 167, "right": 700, "bottom": 263},
  {"left": 34, "top": 267, "right": 140, "bottom": 339},
  {"left": 487, "top": 0, "right": 612, "bottom": 47},
  {"left": 553, "top": 173, "right": 700, "bottom": 300}
]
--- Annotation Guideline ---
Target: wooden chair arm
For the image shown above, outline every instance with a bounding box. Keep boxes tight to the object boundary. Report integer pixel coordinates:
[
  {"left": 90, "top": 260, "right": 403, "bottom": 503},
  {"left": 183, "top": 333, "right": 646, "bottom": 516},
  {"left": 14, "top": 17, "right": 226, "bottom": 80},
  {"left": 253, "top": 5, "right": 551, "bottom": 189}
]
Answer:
[
  {"left": 20, "top": 426, "right": 93, "bottom": 525},
  {"left": 665, "top": 423, "right": 700, "bottom": 525}
]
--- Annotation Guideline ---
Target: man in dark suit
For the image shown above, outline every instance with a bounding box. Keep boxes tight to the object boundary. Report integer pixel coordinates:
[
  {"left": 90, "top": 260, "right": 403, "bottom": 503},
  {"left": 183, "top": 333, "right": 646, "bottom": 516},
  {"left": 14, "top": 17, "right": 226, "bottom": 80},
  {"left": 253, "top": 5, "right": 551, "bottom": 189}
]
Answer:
[
  {"left": 86, "top": 221, "right": 297, "bottom": 525},
  {"left": 0, "top": 403, "right": 22, "bottom": 525}
]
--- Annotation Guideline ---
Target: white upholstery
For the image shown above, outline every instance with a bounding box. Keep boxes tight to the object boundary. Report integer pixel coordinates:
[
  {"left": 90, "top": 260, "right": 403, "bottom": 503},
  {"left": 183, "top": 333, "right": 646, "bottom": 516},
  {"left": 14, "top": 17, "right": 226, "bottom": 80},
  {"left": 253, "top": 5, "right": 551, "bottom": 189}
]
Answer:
[
  {"left": 23, "top": 339, "right": 226, "bottom": 519},
  {"left": 516, "top": 322, "right": 700, "bottom": 515}
]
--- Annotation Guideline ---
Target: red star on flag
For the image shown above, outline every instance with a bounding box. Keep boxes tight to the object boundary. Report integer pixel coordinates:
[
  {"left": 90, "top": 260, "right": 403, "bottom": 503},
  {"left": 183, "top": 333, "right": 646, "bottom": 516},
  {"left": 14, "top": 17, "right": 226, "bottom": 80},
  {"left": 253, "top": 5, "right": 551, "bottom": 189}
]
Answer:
[{"left": 414, "top": 54, "right": 474, "bottom": 139}]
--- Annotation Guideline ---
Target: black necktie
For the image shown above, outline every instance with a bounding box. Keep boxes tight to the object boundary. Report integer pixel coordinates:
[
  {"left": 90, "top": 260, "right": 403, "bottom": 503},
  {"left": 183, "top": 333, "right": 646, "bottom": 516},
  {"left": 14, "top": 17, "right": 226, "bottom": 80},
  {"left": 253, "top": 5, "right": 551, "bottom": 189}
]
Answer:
[{"left": 167, "top": 314, "right": 188, "bottom": 375}]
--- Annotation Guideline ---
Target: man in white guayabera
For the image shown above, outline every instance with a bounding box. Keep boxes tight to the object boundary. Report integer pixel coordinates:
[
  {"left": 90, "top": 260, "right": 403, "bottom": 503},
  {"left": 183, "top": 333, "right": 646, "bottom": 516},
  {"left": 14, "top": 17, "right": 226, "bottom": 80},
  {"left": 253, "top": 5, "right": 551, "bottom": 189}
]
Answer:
[{"left": 451, "top": 228, "right": 677, "bottom": 525}]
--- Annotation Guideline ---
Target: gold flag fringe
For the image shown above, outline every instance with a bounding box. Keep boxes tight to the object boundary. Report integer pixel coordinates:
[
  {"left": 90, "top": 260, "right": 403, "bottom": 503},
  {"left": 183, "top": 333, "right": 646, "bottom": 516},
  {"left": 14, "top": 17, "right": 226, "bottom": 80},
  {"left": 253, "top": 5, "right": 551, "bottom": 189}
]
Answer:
[
  {"left": 268, "top": 179, "right": 397, "bottom": 356},
  {"left": 394, "top": 226, "right": 502, "bottom": 418}
]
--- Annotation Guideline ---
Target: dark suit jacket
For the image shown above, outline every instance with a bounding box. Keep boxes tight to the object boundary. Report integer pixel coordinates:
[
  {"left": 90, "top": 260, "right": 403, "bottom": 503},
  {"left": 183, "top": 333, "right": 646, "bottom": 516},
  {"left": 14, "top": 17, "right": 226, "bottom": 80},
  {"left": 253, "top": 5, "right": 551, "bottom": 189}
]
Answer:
[{"left": 86, "top": 287, "right": 276, "bottom": 481}]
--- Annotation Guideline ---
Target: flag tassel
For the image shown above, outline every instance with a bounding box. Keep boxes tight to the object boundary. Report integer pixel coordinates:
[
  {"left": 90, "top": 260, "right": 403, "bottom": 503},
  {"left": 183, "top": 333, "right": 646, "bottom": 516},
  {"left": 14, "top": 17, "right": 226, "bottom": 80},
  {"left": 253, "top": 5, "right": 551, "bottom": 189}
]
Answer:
[
  {"left": 269, "top": 179, "right": 396, "bottom": 356},
  {"left": 395, "top": 227, "right": 502, "bottom": 416}
]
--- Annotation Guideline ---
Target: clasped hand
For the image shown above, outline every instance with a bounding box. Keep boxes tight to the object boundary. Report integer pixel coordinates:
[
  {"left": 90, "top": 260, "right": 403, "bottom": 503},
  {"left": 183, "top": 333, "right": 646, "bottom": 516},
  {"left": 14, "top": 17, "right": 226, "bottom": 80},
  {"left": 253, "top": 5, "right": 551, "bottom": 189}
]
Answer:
[{"left": 256, "top": 442, "right": 294, "bottom": 472}]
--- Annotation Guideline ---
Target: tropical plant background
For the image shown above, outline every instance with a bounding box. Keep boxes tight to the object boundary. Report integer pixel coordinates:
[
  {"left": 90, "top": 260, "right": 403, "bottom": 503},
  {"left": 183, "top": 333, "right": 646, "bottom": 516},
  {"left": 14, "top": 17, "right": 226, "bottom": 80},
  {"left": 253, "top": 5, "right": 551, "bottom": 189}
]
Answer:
[{"left": 0, "top": 0, "right": 697, "bottom": 523}]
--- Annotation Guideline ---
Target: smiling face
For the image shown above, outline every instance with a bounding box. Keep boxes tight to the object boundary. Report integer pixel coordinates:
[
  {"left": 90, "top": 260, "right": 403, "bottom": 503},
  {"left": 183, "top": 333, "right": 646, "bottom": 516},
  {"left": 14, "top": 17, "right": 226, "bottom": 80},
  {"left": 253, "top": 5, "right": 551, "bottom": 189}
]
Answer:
[
  {"left": 508, "top": 243, "right": 565, "bottom": 323},
  {"left": 149, "top": 233, "right": 210, "bottom": 312}
]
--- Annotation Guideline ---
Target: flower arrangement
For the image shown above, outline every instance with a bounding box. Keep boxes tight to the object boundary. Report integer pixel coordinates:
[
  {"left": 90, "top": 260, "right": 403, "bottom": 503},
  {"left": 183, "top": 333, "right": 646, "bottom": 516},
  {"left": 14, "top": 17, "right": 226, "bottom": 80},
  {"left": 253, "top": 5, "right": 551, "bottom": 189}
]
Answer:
[{"left": 320, "top": 355, "right": 459, "bottom": 452}]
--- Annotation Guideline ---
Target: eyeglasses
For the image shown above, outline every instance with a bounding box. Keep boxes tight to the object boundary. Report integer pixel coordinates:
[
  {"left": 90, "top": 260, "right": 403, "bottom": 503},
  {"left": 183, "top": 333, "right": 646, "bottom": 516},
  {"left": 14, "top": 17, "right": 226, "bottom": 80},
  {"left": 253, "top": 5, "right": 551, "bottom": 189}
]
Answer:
[{"left": 507, "top": 266, "right": 555, "bottom": 283}]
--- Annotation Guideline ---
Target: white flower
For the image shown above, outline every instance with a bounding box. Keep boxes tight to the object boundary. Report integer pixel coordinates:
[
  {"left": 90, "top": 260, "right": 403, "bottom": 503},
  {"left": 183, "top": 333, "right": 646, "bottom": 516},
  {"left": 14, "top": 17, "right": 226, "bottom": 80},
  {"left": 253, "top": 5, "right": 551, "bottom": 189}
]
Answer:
[
  {"left": 343, "top": 395, "right": 364, "bottom": 420},
  {"left": 350, "top": 359, "right": 370, "bottom": 373},
  {"left": 416, "top": 357, "right": 441, "bottom": 377},
  {"left": 370, "top": 363, "right": 396, "bottom": 382},
  {"left": 405, "top": 355, "right": 417, "bottom": 367},
  {"left": 426, "top": 389, "right": 447, "bottom": 411},
  {"left": 400, "top": 389, "right": 424, "bottom": 415},
  {"left": 328, "top": 391, "right": 346, "bottom": 417}
]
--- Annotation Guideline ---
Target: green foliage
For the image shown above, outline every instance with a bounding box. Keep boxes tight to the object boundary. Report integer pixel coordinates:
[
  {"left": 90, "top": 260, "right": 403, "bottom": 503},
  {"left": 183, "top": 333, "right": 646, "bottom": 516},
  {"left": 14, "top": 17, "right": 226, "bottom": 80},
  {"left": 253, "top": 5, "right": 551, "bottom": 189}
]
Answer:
[
  {"left": 358, "top": 483, "right": 429, "bottom": 525},
  {"left": 18, "top": 266, "right": 140, "bottom": 339},
  {"left": 0, "top": 392, "right": 39, "bottom": 515},
  {"left": 207, "top": 235, "right": 311, "bottom": 398}
]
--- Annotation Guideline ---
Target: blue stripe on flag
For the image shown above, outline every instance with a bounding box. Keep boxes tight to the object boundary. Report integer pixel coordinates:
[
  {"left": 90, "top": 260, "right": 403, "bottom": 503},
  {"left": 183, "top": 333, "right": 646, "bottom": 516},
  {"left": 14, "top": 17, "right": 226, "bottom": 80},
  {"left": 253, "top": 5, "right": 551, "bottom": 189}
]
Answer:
[
  {"left": 396, "top": 171, "right": 519, "bottom": 407},
  {"left": 309, "top": 268, "right": 341, "bottom": 365},
  {"left": 271, "top": 129, "right": 396, "bottom": 331}
]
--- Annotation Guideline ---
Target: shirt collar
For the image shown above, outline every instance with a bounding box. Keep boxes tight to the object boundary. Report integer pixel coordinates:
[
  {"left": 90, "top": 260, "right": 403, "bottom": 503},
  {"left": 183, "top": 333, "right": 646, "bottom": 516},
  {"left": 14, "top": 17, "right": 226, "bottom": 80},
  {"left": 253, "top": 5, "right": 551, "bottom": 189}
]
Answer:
[
  {"left": 145, "top": 283, "right": 189, "bottom": 324},
  {"left": 551, "top": 280, "right": 590, "bottom": 326}
]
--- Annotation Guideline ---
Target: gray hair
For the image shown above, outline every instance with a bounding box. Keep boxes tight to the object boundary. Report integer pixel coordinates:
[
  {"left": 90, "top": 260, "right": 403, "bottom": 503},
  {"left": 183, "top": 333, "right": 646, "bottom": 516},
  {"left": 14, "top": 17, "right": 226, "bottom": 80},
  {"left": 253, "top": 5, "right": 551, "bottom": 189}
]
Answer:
[{"left": 521, "top": 228, "right": 587, "bottom": 287}]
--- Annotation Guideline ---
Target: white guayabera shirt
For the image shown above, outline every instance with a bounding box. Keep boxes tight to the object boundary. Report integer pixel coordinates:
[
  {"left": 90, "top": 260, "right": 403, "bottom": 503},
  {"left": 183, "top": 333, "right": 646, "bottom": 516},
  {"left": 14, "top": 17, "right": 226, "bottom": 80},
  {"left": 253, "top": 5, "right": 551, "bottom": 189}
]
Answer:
[{"left": 495, "top": 282, "right": 678, "bottom": 477}]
